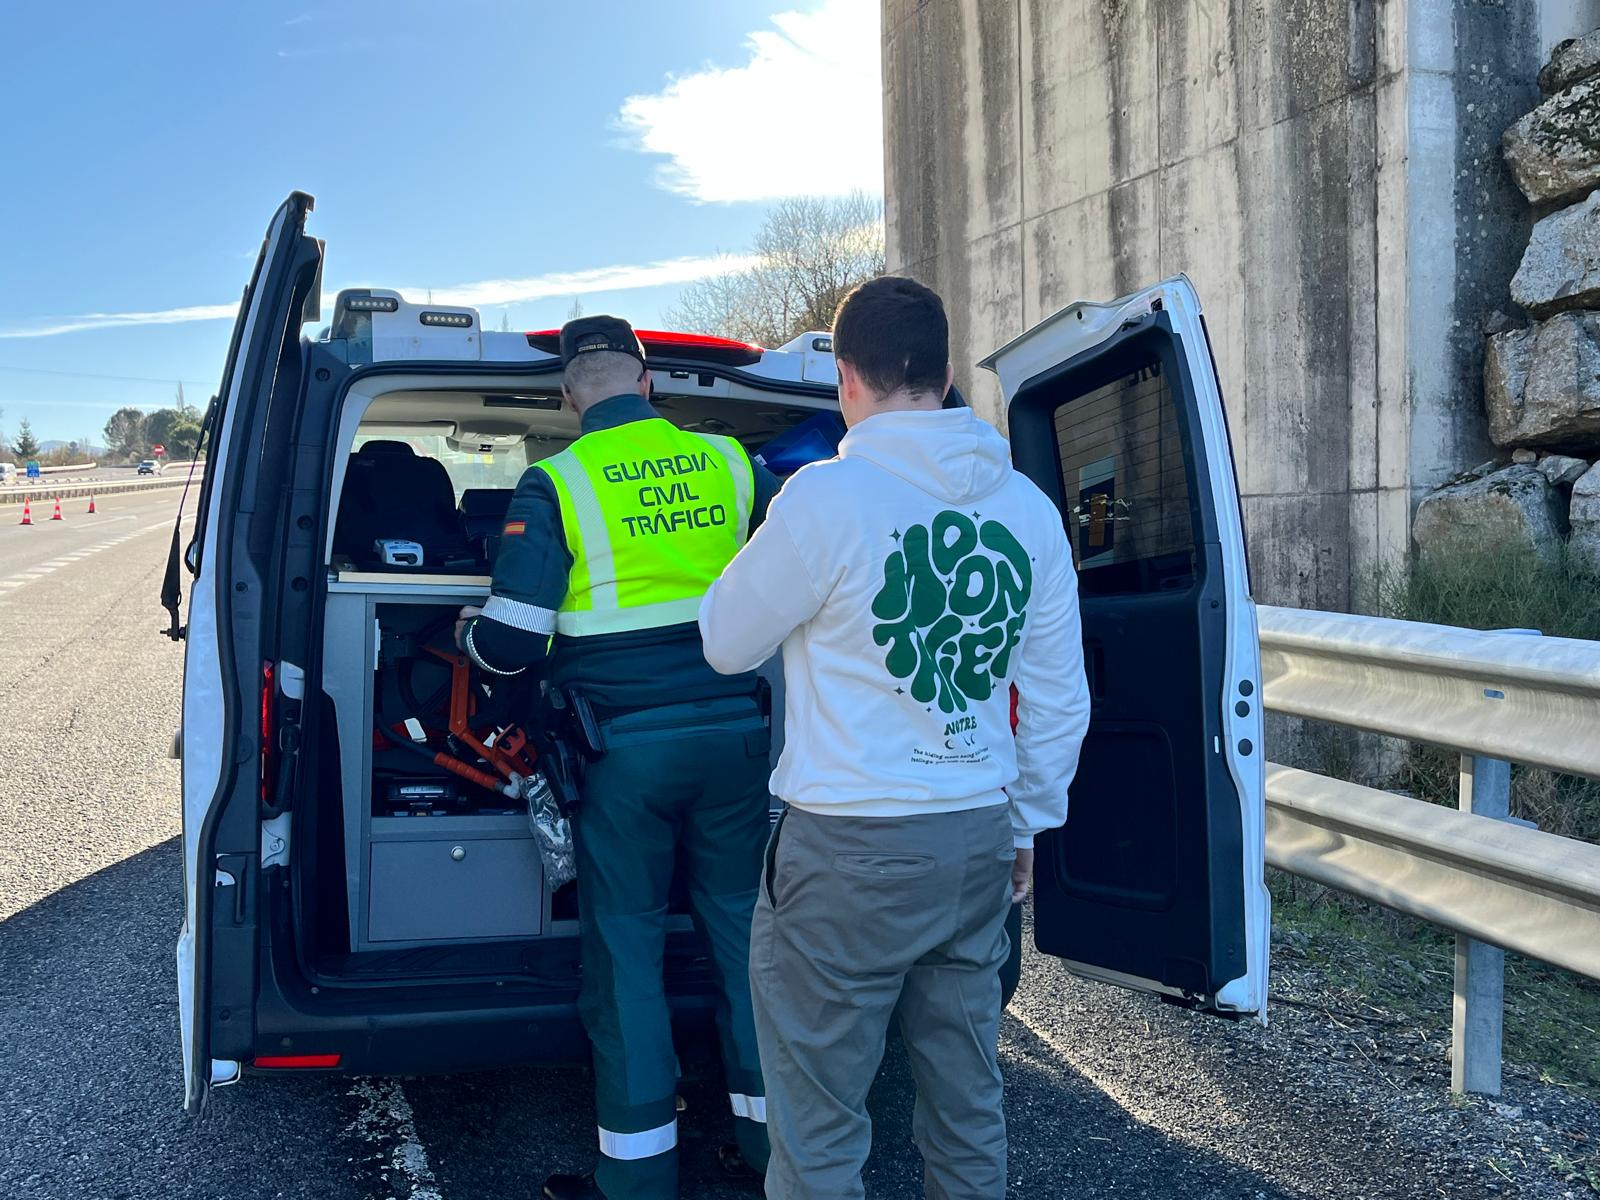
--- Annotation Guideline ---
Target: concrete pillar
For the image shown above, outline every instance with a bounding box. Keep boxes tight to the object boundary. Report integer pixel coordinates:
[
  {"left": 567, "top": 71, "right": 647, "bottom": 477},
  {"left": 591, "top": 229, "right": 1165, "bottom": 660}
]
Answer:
[{"left": 882, "top": 0, "right": 1555, "bottom": 612}]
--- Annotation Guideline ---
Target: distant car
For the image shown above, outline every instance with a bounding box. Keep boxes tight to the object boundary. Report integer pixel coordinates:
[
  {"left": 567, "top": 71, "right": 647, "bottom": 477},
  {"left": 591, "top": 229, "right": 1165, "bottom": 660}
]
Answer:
[
  {"left": 137, "top": 459, "right": 163, "bottom": 475},
  {"left": 0, "top": 463, "right": 15, "bottom": 485}
]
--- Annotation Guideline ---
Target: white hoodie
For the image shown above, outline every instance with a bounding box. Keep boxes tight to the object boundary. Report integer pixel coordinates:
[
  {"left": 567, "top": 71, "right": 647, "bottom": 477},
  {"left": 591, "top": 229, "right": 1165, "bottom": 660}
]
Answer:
[{"left": 699, "top": 407, "right": 1090, "bottom": 847}]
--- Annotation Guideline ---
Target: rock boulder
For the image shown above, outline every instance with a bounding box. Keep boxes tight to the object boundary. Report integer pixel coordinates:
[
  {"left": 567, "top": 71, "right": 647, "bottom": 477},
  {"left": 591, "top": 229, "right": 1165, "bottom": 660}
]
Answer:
[
  {"left": 1539, "top": 29, "right": 1600, "bottom": 94},
  {"left": 1568, "top": 463, "right": 1600, "bottom": 571},
  {"left": 1538, "top": 453, "right": 1592, "bottom": 485},
  {"left": 1412, "top": 465, "right": 1566, "bottom": 561},
  {"left": 1510, "top": 190, "right": 1600, "bottom": 318},
  {"left": 1484, "top": 311, "right": 1600, "bottom": 448},
  {"left": 1502, "top": 77, "right": 1600, "bottom": 205}
]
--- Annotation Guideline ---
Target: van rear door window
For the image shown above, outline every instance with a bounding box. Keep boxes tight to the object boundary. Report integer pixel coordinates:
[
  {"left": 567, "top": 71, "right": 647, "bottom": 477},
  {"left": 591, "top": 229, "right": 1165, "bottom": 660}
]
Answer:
[{"left": 1051, "top": 358, "right": 1197, "bottom": 597}]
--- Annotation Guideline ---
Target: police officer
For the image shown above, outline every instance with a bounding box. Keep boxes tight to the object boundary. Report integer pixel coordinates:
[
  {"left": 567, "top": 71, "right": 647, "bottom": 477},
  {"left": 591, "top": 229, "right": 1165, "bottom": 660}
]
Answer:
[{"left": 455, "top": 316, "right": 779, "bottom": 1200}]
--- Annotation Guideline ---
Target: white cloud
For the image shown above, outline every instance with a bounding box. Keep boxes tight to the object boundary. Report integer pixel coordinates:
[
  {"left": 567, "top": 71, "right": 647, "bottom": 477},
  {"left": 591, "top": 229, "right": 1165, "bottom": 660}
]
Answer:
[
  {"left": 0, "top": 304, "right": 242, "bottom": 339},
  {"left": 618, "top": 0, "right": 882, "bottom": 203},
  {"left": 393, "top": 253, "right": 759, "bottom": 310},
  {"left": 0, "top": 253, "right": 758, "bottom": 339}
]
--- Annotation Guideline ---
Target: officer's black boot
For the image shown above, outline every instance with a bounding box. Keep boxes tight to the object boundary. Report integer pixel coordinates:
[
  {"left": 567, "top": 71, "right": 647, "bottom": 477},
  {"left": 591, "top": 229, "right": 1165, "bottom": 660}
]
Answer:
[
  {"left": 717, "top": 1143, "right": 764, "bottom": 1190},
  {"left": 541, "top": 1171, "right": 604, "bottom": 1200}
]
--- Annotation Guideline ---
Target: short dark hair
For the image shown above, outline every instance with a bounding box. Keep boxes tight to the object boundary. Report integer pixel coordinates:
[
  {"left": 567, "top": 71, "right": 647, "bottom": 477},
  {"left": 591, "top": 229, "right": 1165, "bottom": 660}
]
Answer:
[{"left": 832, "top": 275, "right": 949, "bottom": 398}]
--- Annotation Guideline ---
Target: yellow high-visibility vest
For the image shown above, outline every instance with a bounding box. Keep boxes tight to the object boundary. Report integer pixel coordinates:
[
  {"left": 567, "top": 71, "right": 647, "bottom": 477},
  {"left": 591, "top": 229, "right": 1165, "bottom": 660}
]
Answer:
[{"left": 533, "top": 418, "right": 754, "bottom": 637}]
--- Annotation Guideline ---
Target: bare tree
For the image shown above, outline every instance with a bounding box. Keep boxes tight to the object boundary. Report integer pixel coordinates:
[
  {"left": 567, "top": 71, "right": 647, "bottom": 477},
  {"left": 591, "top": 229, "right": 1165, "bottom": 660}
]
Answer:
[
  {"left": 665, "top": 192, "right": 884, "bottom": 346},
  {"left": 566, "top": 297, "right": 586, "bottom": 323}
]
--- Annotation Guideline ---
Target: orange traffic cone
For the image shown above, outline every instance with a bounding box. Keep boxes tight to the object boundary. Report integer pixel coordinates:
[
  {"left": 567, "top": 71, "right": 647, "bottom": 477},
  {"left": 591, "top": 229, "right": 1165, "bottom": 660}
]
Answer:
[
  {"left": 50, "top": 496, "right": 63, "bottom": 521},
  {"left": 87, "top": 495, "right": 97, "bottom": 514},
  {"left": 19, "top": 497, "right": 32, "bottom": 525}
]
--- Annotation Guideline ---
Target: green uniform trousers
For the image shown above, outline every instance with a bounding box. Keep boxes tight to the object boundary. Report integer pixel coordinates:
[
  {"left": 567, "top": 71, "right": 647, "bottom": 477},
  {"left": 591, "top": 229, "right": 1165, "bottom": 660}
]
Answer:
[{"left": 573, "top": 697, "right": 773, "bottom": 1199}]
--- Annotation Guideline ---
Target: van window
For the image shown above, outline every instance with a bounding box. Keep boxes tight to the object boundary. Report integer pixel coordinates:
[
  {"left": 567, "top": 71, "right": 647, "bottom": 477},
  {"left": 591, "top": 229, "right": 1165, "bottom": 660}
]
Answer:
[
  {"left": 1050, "top": 357, "right": 1197, "bottom": 597},
  {"left": 351, "top": 433, "right": 529, "bottom": 499}
]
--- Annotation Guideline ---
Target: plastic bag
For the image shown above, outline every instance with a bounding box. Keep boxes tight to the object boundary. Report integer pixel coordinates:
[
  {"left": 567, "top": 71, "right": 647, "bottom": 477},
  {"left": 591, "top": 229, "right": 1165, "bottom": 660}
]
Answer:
[{"left": 521, "top": 769, "right": 577, "bottom": 890}]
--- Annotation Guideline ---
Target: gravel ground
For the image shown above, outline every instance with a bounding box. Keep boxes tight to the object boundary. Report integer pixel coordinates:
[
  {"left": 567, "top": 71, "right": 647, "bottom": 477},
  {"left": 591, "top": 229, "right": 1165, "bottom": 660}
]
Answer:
[{"left": 1, "top": 507, "right": 1596, "bottom": 1199}]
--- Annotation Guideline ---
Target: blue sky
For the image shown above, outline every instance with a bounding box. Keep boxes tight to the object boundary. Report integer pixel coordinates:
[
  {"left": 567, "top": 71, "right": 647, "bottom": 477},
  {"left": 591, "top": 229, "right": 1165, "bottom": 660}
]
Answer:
[{"left": 0, "top": 0, "right": 880, "bottom": 444}]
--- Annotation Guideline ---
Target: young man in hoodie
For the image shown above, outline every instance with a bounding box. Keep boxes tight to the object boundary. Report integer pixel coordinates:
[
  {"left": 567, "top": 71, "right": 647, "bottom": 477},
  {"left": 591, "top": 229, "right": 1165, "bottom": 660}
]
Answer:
[{"left": 697, "top": 276, "right": 1092, "bottom": 1198}]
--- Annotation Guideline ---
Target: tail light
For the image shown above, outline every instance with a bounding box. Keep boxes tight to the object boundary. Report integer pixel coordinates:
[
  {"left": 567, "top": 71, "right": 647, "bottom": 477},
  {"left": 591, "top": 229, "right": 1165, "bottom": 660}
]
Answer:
[
  {"left": 253, "top": 1053, "right": 341, "bottom": 1069},
  {"left": 260, "top": 660, "right": 276, "bottom": 804}
]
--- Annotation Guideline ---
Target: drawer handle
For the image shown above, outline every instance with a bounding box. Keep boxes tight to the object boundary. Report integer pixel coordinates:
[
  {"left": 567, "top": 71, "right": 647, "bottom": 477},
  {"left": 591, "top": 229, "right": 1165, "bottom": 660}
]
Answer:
[{"left": 450, "top": 845, "right": 466, "bottom": 862}]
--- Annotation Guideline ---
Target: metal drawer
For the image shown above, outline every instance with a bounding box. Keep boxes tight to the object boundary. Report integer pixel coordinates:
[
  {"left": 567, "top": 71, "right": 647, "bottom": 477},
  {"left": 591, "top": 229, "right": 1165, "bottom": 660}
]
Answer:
[{"left": 368, "top": 836, "right": 544, "bottom": 943}]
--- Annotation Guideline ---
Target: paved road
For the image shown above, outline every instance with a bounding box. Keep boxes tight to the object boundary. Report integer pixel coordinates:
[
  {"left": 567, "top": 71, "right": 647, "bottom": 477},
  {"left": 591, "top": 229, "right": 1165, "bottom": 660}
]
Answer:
[
  {"left": 0, "top": 487, "right": 184, "bottom": 582},
  {"left": 1, "top": 500, "right": 1594, "bottom": 1199}
]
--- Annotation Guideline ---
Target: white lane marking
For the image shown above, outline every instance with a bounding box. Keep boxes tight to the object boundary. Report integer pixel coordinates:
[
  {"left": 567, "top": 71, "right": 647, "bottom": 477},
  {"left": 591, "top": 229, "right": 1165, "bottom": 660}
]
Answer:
[
  {"left": 0, "top": 514, "right": 191, "bottom": 600},
  {"left": 346, "top": 1078, "right": 446, "bottom": 1200}
]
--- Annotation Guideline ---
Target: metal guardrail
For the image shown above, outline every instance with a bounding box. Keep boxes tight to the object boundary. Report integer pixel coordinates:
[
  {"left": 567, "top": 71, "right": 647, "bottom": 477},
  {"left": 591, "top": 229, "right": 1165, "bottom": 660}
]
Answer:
[
  {"left": 1259, "top": 606, "right": 1600, "bottom": 779},
  {"left": 1258, "top": 605, "right": 1600, "bottom": 1096},
  {"left": 0, "top": 467, "right": 203, "bottom": 505},
  {"left": 1264, "top": 764, "right": 1600, "bottom": 978}
]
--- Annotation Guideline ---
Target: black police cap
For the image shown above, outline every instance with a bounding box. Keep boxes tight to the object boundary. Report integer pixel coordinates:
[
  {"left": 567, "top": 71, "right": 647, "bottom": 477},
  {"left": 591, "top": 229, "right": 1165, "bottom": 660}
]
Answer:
[{"left": 559, "top": 315, "right": 647, "bottom": 368}]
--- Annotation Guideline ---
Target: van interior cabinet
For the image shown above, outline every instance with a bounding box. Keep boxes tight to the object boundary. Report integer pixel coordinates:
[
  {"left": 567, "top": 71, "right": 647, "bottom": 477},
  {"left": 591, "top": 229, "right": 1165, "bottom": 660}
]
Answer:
[{"left": 323, "top": 574, "right": 549, "bottom": 951}]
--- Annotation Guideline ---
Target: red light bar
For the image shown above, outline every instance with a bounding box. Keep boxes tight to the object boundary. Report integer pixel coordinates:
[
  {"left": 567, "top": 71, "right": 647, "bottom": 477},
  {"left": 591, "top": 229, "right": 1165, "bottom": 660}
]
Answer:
[
  {"left": 524, "top": 328, "right": 765, "bottom": 367},
  {"left": 253, "top": 1053, "right": 342, "bottom": 1069}
]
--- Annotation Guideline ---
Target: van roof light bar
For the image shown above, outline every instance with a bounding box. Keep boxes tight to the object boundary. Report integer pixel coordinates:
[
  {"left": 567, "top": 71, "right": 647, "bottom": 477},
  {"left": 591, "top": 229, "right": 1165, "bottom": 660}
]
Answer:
[{"left": 524, "top": 328, "right": 765, "bottom": 367}]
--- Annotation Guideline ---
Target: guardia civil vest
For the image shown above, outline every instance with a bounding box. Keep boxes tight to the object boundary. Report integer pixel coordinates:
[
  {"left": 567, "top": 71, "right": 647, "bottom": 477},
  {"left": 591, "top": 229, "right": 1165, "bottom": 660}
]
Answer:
[{"left": 533, "top": 418, "right": 755, "bottom": 637}]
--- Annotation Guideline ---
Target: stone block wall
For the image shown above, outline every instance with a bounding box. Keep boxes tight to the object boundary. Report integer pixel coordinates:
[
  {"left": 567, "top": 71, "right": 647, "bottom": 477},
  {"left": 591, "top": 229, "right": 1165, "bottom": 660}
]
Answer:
[
  {"left": 1416, "top": 27, "right": 1600, "bottom": 568},
  {"left": 883, "top": 0, "right": 1599, "bottom": 610}
]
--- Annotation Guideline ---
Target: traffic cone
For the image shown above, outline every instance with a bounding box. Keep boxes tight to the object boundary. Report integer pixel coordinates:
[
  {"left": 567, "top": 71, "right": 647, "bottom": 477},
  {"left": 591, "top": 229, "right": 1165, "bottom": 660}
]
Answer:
[
  {"left": 19, "top": 497, "right": 32, "bottom": 526},
  {"left": 51, "top": 496, "right": 64, "bottom": 521},
  {"left": 87, "top": 494, "right": 97, "bottom": 514}
]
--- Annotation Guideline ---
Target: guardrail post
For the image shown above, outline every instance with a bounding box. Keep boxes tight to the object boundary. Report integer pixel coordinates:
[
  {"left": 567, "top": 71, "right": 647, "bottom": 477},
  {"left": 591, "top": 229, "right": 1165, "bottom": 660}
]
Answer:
[
  {"left": 1450, "top": 627, "right": 1540, "bottom": 1097},
  {"left": 1452, "top": 751, "right": 1510, "bottom": 1096}
]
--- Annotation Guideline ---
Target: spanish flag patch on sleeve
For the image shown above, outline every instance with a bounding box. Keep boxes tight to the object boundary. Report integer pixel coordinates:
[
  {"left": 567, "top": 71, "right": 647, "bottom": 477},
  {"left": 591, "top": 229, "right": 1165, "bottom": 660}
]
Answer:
[{"left": 503, "top": 520, "right": 526, "bottom": 537}]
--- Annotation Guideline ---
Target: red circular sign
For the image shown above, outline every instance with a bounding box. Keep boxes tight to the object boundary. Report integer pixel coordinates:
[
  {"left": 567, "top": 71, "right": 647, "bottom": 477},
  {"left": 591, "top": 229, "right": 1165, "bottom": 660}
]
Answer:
[{"left": 152, "top": 444, "right": 165, "bottom": 455}]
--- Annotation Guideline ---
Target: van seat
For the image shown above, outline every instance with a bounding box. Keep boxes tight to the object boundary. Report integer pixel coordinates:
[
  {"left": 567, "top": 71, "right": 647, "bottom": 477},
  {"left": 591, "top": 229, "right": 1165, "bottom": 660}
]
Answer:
[
  {"left": 333, "top": 440, "right": 476, "bottom": 570},
  {"left": 458, "top": 488, "right": 514, "bottom": 567}
]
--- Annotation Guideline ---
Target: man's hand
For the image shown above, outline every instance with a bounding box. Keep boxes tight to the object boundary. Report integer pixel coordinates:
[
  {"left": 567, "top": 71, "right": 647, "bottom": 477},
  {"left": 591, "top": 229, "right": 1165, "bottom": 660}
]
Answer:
[
  {"left": 453, "top": 605, "right": 483, "bottom": 652},
  {"left": 1010, "top": 848, "right": 1034, "bottom": 904}
]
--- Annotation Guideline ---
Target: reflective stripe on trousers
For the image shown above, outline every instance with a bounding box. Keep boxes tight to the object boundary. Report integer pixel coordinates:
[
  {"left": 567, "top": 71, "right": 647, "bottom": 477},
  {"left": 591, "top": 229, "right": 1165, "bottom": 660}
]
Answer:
[{"left": 598, "top": 1119, "right": 678, "bottom": 1161}]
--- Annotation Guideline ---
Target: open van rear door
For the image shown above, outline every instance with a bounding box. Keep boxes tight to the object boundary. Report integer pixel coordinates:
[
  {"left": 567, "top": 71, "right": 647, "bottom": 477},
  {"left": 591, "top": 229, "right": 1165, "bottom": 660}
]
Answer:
[
  {"left": 177, "top": 193, "right": 322, "bottom": 1110},
  {"left": 980, "top": 276, "right": 1268, "bottom": 1017}
]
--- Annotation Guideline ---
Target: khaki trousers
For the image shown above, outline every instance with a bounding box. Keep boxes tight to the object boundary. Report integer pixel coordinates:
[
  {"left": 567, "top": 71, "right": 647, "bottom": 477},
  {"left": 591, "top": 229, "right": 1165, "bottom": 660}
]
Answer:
[{"left": 750, "top": 803, "right": 1015, "bottom": 1200}]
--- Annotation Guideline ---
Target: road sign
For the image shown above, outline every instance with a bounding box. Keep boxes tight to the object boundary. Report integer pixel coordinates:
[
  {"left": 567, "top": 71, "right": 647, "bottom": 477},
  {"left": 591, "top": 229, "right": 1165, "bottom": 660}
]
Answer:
[
  {"left": 152, "top": 444, "right": 165, "bottom": 456},
  {"left": 25, "top": 461, "right": 39, "bottom": 480}
]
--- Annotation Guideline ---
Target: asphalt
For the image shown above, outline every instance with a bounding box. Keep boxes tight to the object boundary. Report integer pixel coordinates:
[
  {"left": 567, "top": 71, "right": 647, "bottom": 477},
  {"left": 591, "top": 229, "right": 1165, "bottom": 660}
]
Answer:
[{"left": 1, "top": 500, "right": 1595, "bottom": 1199}]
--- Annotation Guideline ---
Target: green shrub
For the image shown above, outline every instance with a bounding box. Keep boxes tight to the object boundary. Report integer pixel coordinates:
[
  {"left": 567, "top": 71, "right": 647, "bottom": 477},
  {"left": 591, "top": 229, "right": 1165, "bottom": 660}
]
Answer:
[{"left": 1376, "top": 542, "right": 1600, "bottom": 642}]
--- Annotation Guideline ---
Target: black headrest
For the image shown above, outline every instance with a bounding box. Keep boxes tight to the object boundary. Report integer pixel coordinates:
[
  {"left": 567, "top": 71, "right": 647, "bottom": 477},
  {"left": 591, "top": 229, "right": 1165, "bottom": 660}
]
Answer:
[
  {"left": 356, "top": 439, "right": 415, "bottom": 457},
  {"left": 459, "top": 488, "right": 513, "bottom": 517}
]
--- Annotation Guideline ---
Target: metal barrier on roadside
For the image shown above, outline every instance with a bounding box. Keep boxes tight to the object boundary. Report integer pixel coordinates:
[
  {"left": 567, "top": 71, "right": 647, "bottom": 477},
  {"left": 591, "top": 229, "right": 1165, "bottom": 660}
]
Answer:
[
  {"left": 0, "top": 466, "right": 204, "bottom": 506},
  {"left": 1258, "top": 605, "right": 1600, "bottom": 1097}
]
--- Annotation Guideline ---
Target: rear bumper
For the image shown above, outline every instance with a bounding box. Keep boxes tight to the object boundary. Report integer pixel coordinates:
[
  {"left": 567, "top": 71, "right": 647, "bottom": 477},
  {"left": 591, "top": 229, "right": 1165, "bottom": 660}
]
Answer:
[
  {"left": 250, "top": 983, "right": 721, "bottom": 1078},
  {"left": 248, "top": 909, "right": 722, "bottom": 1078}
]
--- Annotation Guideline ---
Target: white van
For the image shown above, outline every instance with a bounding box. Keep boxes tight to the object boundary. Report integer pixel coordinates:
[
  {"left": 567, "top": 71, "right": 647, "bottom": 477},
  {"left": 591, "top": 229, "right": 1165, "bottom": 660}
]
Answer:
[{"left": 169, "top": 193, "right": 1267, "bottom": 1112}]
